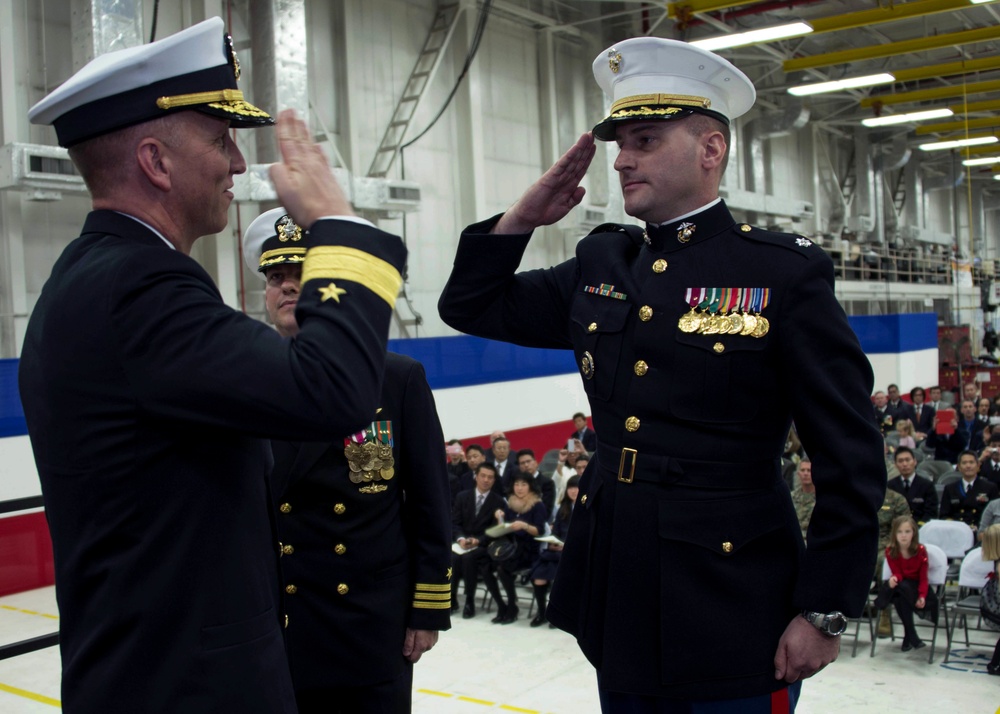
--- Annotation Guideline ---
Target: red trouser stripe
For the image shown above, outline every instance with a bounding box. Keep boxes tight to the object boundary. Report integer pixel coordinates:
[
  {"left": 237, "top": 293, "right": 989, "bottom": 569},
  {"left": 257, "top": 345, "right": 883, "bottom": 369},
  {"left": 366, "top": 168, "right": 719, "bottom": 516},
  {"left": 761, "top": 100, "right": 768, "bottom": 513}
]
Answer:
[{"left": 771, "top": 687, "right": 790, "bottom": 714}]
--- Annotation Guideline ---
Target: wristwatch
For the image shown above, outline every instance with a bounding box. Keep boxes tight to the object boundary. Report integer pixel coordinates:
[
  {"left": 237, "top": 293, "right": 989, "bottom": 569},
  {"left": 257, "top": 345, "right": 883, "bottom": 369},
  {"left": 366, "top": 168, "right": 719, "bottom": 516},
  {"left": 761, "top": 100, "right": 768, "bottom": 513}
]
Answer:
[{"left": 801, "top": 610, "right": 847, "bottom": 637}]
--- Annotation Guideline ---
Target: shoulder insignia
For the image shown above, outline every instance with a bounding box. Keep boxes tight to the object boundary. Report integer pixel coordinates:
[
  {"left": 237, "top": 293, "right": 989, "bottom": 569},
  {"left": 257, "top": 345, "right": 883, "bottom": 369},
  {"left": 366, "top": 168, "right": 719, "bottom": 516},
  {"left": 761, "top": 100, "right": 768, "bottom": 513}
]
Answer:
[{"left": 736, "top": 225, "right": 818, "bottom": 259}]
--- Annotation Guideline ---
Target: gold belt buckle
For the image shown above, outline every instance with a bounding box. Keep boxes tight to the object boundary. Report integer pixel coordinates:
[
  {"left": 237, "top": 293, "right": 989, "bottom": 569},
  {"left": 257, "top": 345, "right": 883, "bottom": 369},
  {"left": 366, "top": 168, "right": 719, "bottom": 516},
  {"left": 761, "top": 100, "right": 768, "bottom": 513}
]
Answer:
[{"left": 618, "top": 447, "right": 637, "bottom": 483}]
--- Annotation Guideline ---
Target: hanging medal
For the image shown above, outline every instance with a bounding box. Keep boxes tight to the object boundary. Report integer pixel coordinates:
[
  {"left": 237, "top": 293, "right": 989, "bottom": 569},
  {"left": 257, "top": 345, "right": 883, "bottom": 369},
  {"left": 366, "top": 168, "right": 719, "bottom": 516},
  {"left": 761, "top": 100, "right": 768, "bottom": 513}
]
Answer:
[{"left": 678, "top": 287, "right": 706, "bottom": 333}]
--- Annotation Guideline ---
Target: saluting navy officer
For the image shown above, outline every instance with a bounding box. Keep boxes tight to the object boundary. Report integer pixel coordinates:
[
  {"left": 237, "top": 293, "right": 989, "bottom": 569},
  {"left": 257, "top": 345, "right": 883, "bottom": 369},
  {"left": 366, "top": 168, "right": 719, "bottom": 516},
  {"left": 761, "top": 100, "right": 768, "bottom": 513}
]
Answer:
[
  {"left": 20, "top": 18, "right": 405, "bottom": 714},
  {"left": 439, "top": 37, "right": 884, "bottom": 713},
  {"left": 244, "top": 208, "right": 453, "bottom": 713}
]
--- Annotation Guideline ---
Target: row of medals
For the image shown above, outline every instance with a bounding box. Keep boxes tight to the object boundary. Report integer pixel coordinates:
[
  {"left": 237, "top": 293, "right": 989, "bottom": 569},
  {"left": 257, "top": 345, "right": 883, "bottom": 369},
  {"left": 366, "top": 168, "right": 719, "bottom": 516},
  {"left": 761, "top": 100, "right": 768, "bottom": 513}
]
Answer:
[
  {"left": 344, "top": 441, "right": 395, "bottom": 483},
  {"left": 677, "top": 307, "right": 770, "bottom": 338}
]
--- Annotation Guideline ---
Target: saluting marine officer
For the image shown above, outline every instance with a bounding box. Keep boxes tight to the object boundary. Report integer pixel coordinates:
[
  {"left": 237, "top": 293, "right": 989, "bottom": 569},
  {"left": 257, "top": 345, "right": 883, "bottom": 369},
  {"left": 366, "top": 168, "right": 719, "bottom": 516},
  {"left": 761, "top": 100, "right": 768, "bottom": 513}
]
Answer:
[
  {"left": 244, "top": 208, "right": 453, "bottom": 713},
  {"left": 439, "top": 37, "right": 884, "bottom": 712}
]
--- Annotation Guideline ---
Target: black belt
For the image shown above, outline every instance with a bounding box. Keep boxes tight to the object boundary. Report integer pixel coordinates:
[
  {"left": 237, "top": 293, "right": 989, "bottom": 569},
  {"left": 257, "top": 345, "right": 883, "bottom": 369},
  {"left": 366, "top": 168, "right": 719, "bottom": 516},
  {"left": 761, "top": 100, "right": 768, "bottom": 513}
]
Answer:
[{"left": 595, "top": 442, "right": 779, "bottom": 490}]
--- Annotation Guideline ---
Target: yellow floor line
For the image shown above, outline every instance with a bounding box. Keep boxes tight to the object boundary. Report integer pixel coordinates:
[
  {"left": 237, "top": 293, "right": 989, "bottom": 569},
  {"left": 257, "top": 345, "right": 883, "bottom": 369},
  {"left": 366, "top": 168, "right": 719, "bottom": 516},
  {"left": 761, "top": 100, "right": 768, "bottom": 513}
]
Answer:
[
  {"left": 416, "top": 688, "right": 455, "bottom": 698},
  {"left": 456, "top": 695, "right": 496, "bottom": 706},
  {"left": 0, "top": 604, "right": 59, "bottom": 620},
  {"left": 498, "top": 705, "right": 540, "bottom": 713},
  {"left": 0, "top": 681, "right": 61, "bottom": 707}
]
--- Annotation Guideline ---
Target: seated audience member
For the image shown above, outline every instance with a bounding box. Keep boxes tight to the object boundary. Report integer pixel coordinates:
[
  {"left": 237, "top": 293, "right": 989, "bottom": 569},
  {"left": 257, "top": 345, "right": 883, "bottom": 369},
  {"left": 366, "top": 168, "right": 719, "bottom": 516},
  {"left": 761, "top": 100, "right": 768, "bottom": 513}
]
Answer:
[
  {"left": 529, "top": 475, "right": 580, "bottom": 628},
  {"left": 873, "top": 391, "right": 894, "bottom": 434},
  {"left": 980, "top": 397, "right": 994, "bottom": 426},
  {"left": 446, "top": 440, "right": 466, "bottom": 478},
  {"left": 489, "top": 472, "right": 548, "bottom": 624},
  {"left": 451, "top": 463, "right": 506, "bottom": 618},
  {"left": 875, "top": 486, "right": 912, "bottom": 637},
  {"left": 980, "top": 497, "right": 1000, "bottom": 540},
  {"left": 927, "top": 400, "right": 986, "bottom": 463},
  {"left": 873, "top": 516, "right": 938, "bottom": 652},
  {"left": 486, "top": 430, "right": 505, "bottom": 461},
  {"left": 940, "top": 449, "right": 1000, "bottom": 530},
  {"left": 491, "top": 436, "right": 517, "bottom": 493},
  {"left": 926, "top": 385, "right": 945, "bottom": 412},
  {"left": 910, "top": 387, "right": 935, "bottom": 437},
  {"left": 895, "top": 419, "right": 917, "bottom": 449},
  {"left": 981, "top": 524, "right": 1000, "bottom": 675},
  {"left": 887, "top": 447, "right": 938, "bottom": 524},
  {"left": 887, "top": 384, "right": 916, "bottom": 426},
  {"left": 964, "top": 381, "right": 981, "bottom": 405},
  {"left": 573, "top": 455, "right": 590, "bottom": 477},
  {"left": 453, "top": 444, "right": 486, "bottom": 499},
  {"left": 570, "top": 412, "right": 597, "bottom": 453},
  {"left": 791, "top": 460, "right": 815, "bottom": 541},
  {"left": 516, "top": 449, "right": 556, "bottom": 518},
  {"left": 980, "top": 441, "right": 1000, "bottom": 490}
]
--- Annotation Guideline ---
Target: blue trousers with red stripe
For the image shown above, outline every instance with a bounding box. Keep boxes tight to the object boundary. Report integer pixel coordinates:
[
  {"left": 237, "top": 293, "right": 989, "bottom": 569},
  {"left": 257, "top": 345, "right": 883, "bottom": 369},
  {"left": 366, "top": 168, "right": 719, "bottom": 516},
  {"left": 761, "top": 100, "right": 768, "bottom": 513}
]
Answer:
[{"left": 598, "top": 677, "right": 801, "bottom": 713}]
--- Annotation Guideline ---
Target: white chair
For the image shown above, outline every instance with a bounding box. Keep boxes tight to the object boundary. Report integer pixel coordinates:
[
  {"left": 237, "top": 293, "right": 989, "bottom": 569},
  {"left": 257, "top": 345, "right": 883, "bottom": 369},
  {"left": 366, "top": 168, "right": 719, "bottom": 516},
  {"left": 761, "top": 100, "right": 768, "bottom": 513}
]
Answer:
[
  {"left": 871, "top": 543, "right": 949, "bottom": 663},
  {"left": 944, "top": 547, "right": 998, "bottom": 664},
  {"left": 920, "top": 520, "right": 974, "bottom": 560}
]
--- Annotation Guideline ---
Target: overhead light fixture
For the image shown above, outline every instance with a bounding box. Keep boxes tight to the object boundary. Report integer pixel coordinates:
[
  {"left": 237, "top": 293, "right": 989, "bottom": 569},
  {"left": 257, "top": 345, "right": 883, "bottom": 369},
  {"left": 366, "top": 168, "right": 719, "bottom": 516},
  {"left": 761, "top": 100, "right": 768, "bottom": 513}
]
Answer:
[
  {"left": 963, "top": 156, "right": 1000, "bottom": 166},
  {"left": 691, "top": 22, "right": 812, "bottom": 52},
  {"left": 788, "top": 73, "right": 895, "bottom": 97},
  {"left": 918, "top": 136, "right": 999, "bottom": 151},
  {"left": 861, "top": 108, "right": 954, "bottom": 127},
  {"left": 971, "top": 0, "right": 998, "bottom": 4},
  {"left": 995, "top": 174, "right": 1000, "bottom": 181}
]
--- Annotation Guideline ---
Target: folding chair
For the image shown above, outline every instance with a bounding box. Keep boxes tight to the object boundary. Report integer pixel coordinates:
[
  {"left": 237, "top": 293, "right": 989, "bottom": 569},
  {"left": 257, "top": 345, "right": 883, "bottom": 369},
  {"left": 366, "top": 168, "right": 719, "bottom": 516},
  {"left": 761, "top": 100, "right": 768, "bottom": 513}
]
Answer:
[
  {"left": 944, "top": 547, "right": 998, "bottom": 664},
  {"left": 921, "top": 519, "right": 975, "bottom": 581},
  {"left": 871, "top": 543, "right": 949, "bottom": 663},
  {"left": 915, "top": 460, "right": 953, "bottom": 482}
]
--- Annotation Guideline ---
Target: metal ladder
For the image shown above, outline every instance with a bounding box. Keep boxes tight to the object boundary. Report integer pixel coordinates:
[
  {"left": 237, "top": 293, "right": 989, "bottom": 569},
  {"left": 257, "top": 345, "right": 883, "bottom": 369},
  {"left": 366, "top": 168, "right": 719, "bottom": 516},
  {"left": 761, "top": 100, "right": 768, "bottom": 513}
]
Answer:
[{"left": 366, "top": 3, "right": 462, "bottom": 177}]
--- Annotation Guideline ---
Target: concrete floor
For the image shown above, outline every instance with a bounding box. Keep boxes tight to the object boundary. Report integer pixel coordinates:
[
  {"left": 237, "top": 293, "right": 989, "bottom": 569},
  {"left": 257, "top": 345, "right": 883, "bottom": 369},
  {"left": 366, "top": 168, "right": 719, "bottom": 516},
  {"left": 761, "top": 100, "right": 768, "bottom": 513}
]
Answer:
[{"left": 1, "top": 585, "right": 998, "bottom": 713}]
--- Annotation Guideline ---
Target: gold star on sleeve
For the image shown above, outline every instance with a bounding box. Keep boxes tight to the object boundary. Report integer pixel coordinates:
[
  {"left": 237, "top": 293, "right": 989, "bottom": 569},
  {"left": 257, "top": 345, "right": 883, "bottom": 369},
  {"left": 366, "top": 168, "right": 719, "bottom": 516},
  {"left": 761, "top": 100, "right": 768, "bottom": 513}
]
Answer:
[{"left": 318, "top": 282, "right": 348, "bottom": 303}]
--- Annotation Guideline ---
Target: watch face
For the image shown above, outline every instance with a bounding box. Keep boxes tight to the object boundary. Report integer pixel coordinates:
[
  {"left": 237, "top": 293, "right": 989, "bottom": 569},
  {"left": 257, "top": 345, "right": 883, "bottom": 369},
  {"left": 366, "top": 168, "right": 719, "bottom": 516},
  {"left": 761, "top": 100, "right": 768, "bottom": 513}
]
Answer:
[{"left": 826, "top": 614, "right": 848, "bottom": 635}]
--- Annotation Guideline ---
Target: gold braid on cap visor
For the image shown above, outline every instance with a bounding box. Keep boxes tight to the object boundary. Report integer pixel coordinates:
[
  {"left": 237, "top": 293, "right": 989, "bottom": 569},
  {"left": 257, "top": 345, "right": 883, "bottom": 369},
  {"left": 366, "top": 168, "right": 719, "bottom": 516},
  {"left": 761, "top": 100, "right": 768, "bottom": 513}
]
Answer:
[
  {"left": 609, "top": 92, "right": 711, "bottom": 119},
  {"left": 156, "top": 89, "right": 271, "bottom": 118},
  {"left": 301, "top": 246, "right": 402, "bottom": 308},
  {"left": 259, "top": 248, "right": 307, "bottom": 269}
]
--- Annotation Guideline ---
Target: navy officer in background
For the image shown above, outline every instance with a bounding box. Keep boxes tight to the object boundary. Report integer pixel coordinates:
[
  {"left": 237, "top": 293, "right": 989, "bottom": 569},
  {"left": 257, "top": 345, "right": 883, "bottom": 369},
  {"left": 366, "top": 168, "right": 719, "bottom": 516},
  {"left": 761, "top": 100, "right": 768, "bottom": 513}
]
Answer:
[
  {"left": 20, "top": 18, "right": 405, "bottom": 714},
  {"left": 439, "top": 37, "right": 884, "bottom": 712},
  {"left": 245, "top": 208, "right": 453, "bottom": 713}
]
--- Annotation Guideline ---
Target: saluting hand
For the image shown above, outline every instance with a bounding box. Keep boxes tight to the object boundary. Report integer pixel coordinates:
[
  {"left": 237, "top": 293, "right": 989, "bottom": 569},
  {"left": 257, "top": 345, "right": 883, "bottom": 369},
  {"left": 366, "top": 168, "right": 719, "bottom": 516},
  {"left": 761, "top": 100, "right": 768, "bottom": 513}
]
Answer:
[
  {"left": 269, "top": 109, "right": 353, "bottom": 228},
  {"left": 493, "top": 132, "right": 596, "bottom": 235}
]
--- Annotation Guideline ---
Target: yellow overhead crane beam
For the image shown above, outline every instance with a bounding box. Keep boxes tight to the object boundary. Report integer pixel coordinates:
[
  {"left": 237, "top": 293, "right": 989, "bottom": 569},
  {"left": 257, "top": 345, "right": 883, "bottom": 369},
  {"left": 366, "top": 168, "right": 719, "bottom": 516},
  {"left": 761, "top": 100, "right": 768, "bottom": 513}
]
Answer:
[
  {"left": 667, "top": 0, "right": 756, "bottom": 19},
  {"left": 784, "top": 25, "right": 1000, "bottom": 72},
  {"left": 861, "top": 79, "right": 1000, "bottom": 108},
  {"left": 916, "top": 115, "right": 1000, "bottom": 134},
  {"left": 808, "top": 0, "right": 997, "bottom": 35},
  {"left": 962, "top": 142, "right": 1000, "bottom": 156}
]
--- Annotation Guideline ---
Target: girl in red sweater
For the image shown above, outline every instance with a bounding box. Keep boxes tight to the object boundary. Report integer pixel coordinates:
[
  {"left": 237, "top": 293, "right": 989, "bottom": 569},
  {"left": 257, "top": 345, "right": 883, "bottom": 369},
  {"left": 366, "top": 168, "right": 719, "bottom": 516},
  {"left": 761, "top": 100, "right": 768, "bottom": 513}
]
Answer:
[{"left": 874, "top": 515, "right": 938, "bottom": 651}]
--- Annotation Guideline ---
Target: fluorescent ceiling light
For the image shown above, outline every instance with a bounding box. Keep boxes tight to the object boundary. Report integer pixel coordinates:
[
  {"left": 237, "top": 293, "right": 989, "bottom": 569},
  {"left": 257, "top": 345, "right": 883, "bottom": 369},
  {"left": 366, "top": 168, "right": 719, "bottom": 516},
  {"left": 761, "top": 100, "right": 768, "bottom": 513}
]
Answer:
[
  {"left": 918, "top": 136, "right": 998, "bottom": 151},
  {"left": 691, "top": 22, "right": 812, "bottom": 51},
  {"left": 971, "top": 0, "right": 998, "bottom": 5},
  {"left": 862, "top": 108, "right": 954, "bottom": 127},
  {"left": 995, "top": 174, "right": 1000, "bottom": 180},
  {"left": 963, "top": 156, "right": 1000, "bottom": 166},
  {"left": 788, "top": 73, "right": 895, "bottom": 96}
]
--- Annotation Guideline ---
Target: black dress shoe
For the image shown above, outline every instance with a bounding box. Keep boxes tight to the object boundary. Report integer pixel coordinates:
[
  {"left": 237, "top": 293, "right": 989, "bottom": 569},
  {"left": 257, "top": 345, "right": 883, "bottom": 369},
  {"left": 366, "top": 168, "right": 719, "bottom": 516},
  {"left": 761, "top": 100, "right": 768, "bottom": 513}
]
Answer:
[
  {"left": 530, "top": 613, "right": 546, "bottom": 627},
  {"left": 500, "top": 606, "right": 519, "bottom": 624},
  {"left": 987, "top": 662, "right": 1000, "bottom": 675},
  {"left": 910, "top": 638, "right": 926, "bottom": 650},
  {"left": 900, "top": 640, "right": 913, "bottom": 652},
  {"left": 490, "top": 606, "right": 507, "bottom": 624},
  {"left": 463, "top": 602, "right": 475, "bottom": 619}
]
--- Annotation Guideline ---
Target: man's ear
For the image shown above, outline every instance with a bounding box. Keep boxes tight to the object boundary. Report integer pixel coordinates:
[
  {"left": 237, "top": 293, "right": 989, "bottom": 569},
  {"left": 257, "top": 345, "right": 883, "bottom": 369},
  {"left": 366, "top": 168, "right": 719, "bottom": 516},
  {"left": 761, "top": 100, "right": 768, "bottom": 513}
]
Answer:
[
  {"left": 702, "top": 130, "right": 726, "bottom": 171},
  {"left": 136, "top": 138, "right": 171, "bottom": 192}
]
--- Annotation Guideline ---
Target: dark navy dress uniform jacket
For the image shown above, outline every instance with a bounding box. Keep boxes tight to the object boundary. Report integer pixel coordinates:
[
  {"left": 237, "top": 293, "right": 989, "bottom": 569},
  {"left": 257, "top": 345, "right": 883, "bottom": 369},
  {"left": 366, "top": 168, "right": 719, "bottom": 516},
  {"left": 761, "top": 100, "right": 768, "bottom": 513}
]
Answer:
[
  {"left": 270, "top": 352, "right": 453, "bottom": 693},
  {"left": 18, "top": 211, "right": 406, "bottom": 714},
  {"left": 438, "top": 200, "right": 885, "bottom": 701}
]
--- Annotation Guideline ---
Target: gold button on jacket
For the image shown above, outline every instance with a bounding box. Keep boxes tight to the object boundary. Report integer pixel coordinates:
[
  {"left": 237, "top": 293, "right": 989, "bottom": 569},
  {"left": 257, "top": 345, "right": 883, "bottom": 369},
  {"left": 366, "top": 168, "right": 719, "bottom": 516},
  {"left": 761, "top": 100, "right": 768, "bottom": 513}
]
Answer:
[{"left": 337, "top": 583, "right": 349, "bottom": 596}]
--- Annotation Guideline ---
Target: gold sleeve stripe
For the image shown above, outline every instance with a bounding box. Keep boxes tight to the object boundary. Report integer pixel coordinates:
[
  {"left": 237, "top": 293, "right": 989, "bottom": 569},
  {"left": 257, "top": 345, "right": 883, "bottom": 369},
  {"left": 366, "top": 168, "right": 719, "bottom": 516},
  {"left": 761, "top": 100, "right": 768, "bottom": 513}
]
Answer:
[
  {"left": 302, "top": 246, "right": 402, "bottom": 308},
  {"left": 415, "top": 583, "right": 453, "bottom": 593},
  {"left": 413, "top": 601, "right": 453, "bottom": 610},
  {"left": 414, "top": 592, "right": 452, "bottom": 601}
]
